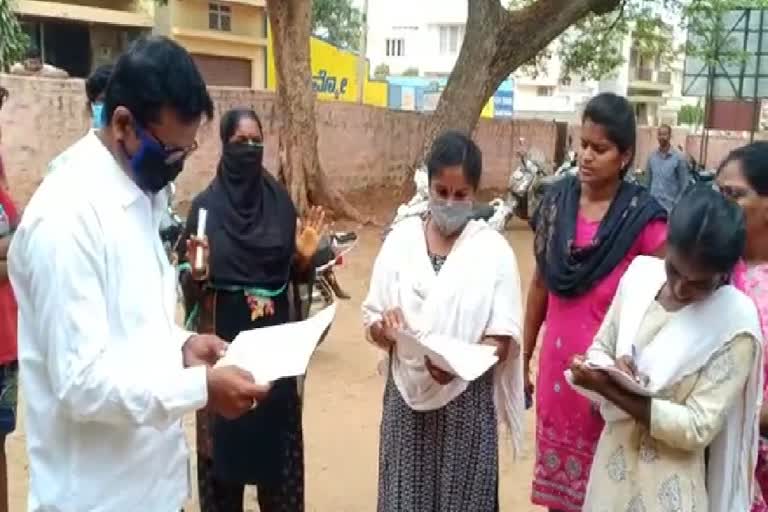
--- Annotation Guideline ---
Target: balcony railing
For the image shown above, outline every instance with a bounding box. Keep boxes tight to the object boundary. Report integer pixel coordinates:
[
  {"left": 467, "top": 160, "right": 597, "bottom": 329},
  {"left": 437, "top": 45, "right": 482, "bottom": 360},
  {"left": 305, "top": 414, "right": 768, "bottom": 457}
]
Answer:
[{"left": 631, "top": 68, "right": 672, "bottom": 85}]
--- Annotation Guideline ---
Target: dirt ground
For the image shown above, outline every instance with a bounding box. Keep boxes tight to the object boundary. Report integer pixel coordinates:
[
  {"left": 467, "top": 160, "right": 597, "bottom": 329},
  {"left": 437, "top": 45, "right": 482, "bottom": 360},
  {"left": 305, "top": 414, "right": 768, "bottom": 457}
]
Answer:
[{"left": 5, "top": 220, "right": 544, "bottom": 512}]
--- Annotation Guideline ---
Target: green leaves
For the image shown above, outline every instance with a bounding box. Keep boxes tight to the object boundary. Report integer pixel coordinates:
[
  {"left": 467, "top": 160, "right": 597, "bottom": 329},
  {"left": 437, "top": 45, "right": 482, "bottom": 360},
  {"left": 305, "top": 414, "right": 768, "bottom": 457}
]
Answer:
[
  {"left": 513, "top": 0, "right": 768, "bottom": 83},
  {"left": 312, "top": 0, "right": 362, "bottom": 50},
  {"left": 0, "top": 0, "right": 29, "bottom": 71}
]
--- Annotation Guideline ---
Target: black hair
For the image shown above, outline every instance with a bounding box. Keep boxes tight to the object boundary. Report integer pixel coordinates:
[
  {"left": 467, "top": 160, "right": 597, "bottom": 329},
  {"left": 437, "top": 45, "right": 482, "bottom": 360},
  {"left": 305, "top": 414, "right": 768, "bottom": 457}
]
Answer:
[
  {"left": 220, "top": 108, "right": 263, "bottom": 143},
  {"left": 104, "top": 36, "right": 214, "bottom": 127},
  {"left": 86, "top": 64, "right": 113, "bottom": 104},
  {"left": 717, "top": 141, "right": 768, "bottom": 196},
  {"left": 667, "top": 183, "right": 746, "bottom": 274},
  {"left": 25, "top": 46, "right": 40, "bottom": 60},
  {"left": 582, "top": 92, "right": 636, "bottom": 175},
  {"left": 0, "top": 87, "right": 8, "bottom": 111},
  {"left": 426, "top": 130, "right": 482, "bottom": 190}
]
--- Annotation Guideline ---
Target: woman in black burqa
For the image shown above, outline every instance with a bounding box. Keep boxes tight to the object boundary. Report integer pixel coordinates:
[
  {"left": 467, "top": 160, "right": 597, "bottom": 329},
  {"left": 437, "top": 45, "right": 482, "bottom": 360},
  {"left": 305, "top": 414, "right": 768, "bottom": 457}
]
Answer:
[{"left": 179, "top": 108, "right": 325, "bottom": 512}]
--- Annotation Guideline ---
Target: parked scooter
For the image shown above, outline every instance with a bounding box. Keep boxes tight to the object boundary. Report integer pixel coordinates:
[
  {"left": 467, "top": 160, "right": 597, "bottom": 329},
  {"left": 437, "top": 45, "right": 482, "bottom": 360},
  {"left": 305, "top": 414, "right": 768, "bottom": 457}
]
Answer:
[
  {"left": 507, "top": 137, "right": 548, "bottom": 221},
  {"left": 310, "top": 231, "right": 358, "bottom": 313},
  {"left": 159, "top": 183, "right": 185, "bottom": 261},
  {"left": 382, "top": 166, "right": 430, "bottom": 239},
  {"left": 528, "top": 136, "right": 578, "bottom": 217},
  {"left": 687, "top": 155, "right": 716, "bottom": 185}
]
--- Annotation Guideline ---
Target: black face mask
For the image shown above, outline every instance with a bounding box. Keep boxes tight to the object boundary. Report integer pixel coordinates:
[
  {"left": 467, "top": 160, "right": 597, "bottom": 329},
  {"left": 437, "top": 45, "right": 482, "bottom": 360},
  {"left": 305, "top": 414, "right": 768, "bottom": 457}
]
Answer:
[{"left": 222, "top": 142, "right": 264, "bottom": 175}]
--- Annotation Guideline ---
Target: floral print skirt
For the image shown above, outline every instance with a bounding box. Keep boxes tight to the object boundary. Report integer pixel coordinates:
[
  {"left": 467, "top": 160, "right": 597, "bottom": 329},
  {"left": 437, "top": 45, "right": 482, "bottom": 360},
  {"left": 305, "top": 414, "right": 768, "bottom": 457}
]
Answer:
[{"left": 377, "top": 370, "right": 499, "bottom": 512}]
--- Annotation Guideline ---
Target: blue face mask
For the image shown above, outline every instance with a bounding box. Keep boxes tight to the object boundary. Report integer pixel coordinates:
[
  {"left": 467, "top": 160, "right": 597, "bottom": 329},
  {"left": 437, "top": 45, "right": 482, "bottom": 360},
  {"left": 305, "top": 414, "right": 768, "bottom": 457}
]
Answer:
[
  {"left": 122, "top": 125, "right": 186, "bottom": 194},
  {"left": 91, "top": 102, "right": 105, "bottom": 129}
]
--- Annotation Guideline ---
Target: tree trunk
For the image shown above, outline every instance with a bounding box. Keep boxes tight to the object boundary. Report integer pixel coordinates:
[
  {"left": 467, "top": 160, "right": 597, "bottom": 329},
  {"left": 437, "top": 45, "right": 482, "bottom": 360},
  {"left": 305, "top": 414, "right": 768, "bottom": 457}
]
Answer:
[
  {"left": 266, "top": 0, "right": 365, "bottom": 221},
  {"left": 417, "top": 0, "right": 622, "bottom": 164}
]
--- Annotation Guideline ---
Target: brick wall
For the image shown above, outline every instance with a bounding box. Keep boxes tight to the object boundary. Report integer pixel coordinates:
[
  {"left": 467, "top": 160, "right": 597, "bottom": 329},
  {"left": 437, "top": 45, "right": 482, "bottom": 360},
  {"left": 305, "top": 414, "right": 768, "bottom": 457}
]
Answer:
[{"left": 0, "top": 74, "right": 760, "bottom": 209}]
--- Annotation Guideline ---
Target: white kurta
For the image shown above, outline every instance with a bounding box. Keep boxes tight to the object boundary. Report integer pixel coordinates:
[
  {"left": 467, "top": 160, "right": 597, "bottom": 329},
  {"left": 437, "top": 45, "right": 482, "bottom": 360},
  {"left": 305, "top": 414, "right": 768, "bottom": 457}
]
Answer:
[
  {"left": 576, "top": 256, "right": 762, "bottom": 512},
  {"left": 9, "top": 132, "right": 207, "bottom": 512}
]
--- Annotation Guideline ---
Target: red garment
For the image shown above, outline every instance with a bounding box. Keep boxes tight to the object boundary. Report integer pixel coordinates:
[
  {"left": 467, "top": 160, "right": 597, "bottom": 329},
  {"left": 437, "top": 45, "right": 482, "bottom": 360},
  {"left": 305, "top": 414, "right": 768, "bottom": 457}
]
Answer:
[{"left": 0, "top": 185, "right": 19, "bottom": 364}]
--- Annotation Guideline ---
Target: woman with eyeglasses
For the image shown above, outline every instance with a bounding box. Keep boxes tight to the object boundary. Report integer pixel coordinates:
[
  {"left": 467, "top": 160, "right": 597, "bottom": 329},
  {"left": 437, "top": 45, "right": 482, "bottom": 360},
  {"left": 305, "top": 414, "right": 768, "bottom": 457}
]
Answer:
[
  {"left": 179, "top": 108, "right": 325, "bottom": 512},
  {"left": 715, "top": 142, "right": 768, "bottom": 512}
]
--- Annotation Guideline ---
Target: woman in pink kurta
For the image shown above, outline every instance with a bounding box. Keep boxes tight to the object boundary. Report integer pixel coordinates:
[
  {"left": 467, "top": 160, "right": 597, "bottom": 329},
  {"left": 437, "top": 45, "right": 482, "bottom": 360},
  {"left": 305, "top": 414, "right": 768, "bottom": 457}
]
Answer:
[
  {"left": 525, "top": 93, "right": 667, "bottom": 512},
  {"left": 716, "top": 142, "right": 768, "bottom": 512}
]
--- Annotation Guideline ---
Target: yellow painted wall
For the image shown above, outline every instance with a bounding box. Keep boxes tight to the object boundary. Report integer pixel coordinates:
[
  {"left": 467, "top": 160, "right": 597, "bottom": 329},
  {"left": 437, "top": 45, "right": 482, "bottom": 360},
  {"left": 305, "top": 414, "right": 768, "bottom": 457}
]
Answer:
[
  {"left": 168, "top": 0, "right": 267, "bottom": 89},
  {"left": 266, "top": 26, "right": 387, "bottom": 107},
  {"left": 482, "top": 99, "right": 493, "bottom": 118}
]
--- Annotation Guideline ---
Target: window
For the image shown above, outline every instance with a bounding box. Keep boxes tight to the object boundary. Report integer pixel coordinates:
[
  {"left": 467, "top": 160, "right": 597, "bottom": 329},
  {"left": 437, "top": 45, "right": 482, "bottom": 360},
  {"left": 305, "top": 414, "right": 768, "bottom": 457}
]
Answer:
[
  {"left": 209, "top": 2, "right": 232, "bottom": 31},
  {"left": 536, "top": 86, "right": 554, "bottom": 96},
  {"left": 386, "top": 38, "right": 405, "bottom": 57},
  {"left": 438, "top": 25, "right": 464, "bottom": 55}
]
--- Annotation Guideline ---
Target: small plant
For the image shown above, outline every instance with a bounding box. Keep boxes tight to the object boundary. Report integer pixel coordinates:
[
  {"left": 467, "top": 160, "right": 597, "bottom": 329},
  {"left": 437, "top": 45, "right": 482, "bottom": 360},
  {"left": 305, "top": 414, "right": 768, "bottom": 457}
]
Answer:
[{"left": 373, "top": 63, "right": 390, "bottom": 80}]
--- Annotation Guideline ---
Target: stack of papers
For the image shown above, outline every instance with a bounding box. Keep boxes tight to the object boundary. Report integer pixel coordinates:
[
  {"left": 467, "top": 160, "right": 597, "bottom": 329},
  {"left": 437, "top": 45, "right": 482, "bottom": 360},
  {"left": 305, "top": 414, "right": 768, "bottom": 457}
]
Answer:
[
  {"left": 216, "top": 303, "right": 337, "bottom": 383},
  {"left": 394, "top": 331, "right": 498, "bottom": 381}
]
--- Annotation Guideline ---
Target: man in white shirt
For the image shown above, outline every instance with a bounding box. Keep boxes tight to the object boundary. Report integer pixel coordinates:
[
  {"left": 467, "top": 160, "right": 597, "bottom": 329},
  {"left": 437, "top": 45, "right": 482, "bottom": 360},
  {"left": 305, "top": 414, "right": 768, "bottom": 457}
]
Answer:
[{"left": 8, "top": 36, "right": 268, "bottom": 512}]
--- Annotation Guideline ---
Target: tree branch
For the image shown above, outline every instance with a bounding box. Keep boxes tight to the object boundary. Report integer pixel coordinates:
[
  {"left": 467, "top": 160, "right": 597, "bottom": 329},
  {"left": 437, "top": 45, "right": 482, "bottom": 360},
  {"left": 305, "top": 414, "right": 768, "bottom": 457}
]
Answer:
[
  {"left": 604, "top": 0, "right": 627, "bottom": 34},
  {"left": 492, "top": 0, "right": 623, "bottom": 79}
]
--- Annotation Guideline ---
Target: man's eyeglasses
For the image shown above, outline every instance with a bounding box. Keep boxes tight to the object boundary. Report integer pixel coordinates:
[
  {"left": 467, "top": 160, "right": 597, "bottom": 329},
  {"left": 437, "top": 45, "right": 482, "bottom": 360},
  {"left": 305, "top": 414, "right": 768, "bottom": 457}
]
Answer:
[{"left": 136, "top": 125, "right": 198, "bottom": 165}]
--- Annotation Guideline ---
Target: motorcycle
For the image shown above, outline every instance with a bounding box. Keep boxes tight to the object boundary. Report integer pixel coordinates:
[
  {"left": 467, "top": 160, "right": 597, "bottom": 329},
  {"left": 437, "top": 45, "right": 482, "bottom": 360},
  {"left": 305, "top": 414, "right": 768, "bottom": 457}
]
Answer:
[
  {"left": 528, "top": 137, "right": 578, "bottom": 217},
  {"left": 382, "top": 166, "right": 430, "bottom": 239},
  {"left": 508, "top": 137, "right": 548, "bottom": 221},
  {"left": 310, "top": 231, "right": 358, "bottom": 313},
  {"left": 687, "top": 156, "right": 716, "bottom": 185},
  {"left": 159, "top": 183, "right": 185, "bottom": 261}
]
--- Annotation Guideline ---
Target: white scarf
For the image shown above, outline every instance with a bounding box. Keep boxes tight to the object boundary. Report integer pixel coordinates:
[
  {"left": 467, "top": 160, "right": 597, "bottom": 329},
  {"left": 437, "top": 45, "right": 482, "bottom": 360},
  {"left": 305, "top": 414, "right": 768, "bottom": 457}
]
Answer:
[
  {"left": 582, "top": 256, "right": 763, "bottom": 512},
  {"left": 363, "top": 217, "right": 525, "bottom": 456}
]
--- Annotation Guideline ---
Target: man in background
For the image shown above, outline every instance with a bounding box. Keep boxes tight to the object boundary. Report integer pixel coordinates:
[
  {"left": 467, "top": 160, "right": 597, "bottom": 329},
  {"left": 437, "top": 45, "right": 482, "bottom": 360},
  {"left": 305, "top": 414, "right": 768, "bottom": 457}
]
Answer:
[
  {"left": 645, "top": 124, "right": 690, "bottom": 212},
  {"left": 85, "top": 64, "right": 112, "bottom": 130},
  {"left": 10, "top": 47, "right": 68, "bottom": 78}
]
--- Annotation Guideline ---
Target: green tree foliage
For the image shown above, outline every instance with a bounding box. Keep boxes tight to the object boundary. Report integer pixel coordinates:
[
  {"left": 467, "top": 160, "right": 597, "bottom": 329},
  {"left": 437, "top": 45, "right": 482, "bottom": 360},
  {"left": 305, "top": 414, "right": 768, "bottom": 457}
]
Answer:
[
  {"left": 568, "top": 0, "right": 768, "bottom": 82},
  {"left": 402, "top": 67, "right": 419, "bottom": 76},
  {"left": 678, "top": 104, "right": 705, "bottom": 125},
  {"left": 374, "top": 63, "right": 390, "bottom": 79},
  {"left": 312, "top": 0, "right": 362, "bottom": 50},
  {"left": 0, "top": 0, "right": 29, "bottom": 71},
  {"left": 506, "top": 0, "right": 768, "bottom": 83}
]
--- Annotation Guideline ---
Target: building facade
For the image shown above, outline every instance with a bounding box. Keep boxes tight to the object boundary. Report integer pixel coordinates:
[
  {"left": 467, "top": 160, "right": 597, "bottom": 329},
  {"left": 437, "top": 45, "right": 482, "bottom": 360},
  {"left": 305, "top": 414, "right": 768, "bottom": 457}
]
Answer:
[
  {"left": 154, "top": 0, "right": 268, "bottom": 89},
  {"left": 366, "top": 0, "right": 468, "bottom": 78},
  {"left": 366, "top": 0, "right": 688, "bottom": 126},
  {"left": 13, "top": 0, "right": 155, "bottom": 78}
]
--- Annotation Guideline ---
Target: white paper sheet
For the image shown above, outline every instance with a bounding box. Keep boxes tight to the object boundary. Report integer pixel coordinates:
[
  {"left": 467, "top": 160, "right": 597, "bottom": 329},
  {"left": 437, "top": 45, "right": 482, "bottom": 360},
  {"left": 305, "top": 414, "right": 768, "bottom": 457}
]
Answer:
[
  {"left": 564, "top": 360, "right": 653, "bottom": 404},
  {"left": 216, "top": 303, "right": 337, "bottom": 383},
  {"left": 394, "top": 330, "right": 498, "bottom": 381}
]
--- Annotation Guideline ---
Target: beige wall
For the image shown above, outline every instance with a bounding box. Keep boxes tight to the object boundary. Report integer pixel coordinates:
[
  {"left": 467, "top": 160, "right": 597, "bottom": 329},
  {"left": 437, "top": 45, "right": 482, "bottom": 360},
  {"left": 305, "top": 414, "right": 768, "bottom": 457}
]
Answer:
[
  {"left": 0, "top": 74, "right": 753, "bottom": 211},
  {"left": 171, "top": 0, "right": 266, "bottom": 38},
  {"left": 166, "top": 0, "right": 267, "bottom": 89}
]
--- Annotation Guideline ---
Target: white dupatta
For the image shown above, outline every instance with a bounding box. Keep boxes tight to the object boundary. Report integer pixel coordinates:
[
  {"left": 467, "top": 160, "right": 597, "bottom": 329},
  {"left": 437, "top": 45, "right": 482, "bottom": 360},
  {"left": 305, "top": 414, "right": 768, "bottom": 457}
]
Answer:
[
  {"left": 581, "top": 256, "right": 763, "bottom": 512},
  {"left": 362, "top": 217, "right": 525, "bottom": 456}
]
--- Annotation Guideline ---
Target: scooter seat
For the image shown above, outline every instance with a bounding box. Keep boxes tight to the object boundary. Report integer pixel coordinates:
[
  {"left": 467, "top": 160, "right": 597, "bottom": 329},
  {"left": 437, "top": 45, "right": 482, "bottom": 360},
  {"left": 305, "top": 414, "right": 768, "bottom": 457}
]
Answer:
[{"left": 471, "top": 203, "right": 496, "bottom": 222}]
